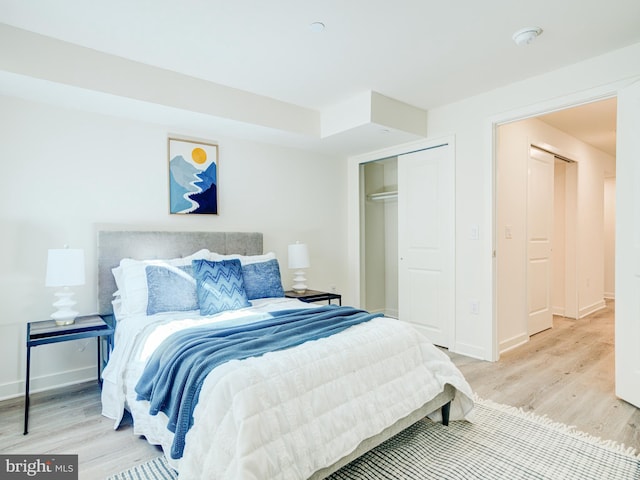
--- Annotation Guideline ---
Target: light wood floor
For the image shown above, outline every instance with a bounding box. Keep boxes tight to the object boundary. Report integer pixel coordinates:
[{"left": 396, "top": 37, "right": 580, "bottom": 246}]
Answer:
[
  {"left": 1, "top": 299, "right": 637, "bottom": 479},
  {"left": 0, "top": 384, "right": 160, "bottom": 478},
  {"left": 448, "top": 299, "right": 640, "bottom": 450}
]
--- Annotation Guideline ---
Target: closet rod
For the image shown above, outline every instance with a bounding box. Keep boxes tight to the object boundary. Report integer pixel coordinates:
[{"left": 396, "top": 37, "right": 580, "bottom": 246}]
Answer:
[{"left": 367, "top": 191, "right": 398, "bottom": 201}]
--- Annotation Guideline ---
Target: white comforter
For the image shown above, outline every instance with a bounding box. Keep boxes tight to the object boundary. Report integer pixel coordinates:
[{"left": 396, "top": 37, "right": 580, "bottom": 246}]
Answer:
[{"left": 101, "top": 298, "right": 474, "bottom": 479}]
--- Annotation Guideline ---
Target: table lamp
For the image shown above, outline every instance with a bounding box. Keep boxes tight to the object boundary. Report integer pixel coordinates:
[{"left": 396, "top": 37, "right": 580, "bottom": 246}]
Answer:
[
  {"left": 45, "top": 248, "right": 86, "bottom": 325},
  {"left": 288, "top": 242, "right": 310, "bottom": 293}
]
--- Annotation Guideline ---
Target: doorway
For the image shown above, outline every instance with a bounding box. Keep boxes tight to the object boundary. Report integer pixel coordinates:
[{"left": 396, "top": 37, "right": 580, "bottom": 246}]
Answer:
[{"left": 495, "top": 97, "right": 616, "bottom": 354}]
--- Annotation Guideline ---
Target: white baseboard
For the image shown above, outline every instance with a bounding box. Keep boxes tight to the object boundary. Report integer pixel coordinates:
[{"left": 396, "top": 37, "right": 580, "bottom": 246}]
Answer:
[
  {"left": 499, "top": 333, "right": 529, "bottom": 355},
  {"left": 0, "top": 366, "right": 96, "bottom": 402},
  {"left": 604, "top": 292, "right": 615, "bottom": 300},
  {"left": 552, "top": 299, "right": 610, "bottom": 320},
  {"left": 384, "top": 308, "right": 398, "bottom": 318},
  {"left": 451, "top": 341, "right": 488, "bottom": 361},
  {"left": 579, "top": 299, "right": 607, "bottom": 319}
]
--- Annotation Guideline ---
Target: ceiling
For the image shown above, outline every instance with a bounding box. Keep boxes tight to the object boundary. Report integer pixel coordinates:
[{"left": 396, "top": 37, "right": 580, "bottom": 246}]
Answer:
[
  {"left": 0, "top": 0, "right": 637, "bottom": 155},
  {"left": 537, "top": 97, "right": 618, "bottom": 157}
]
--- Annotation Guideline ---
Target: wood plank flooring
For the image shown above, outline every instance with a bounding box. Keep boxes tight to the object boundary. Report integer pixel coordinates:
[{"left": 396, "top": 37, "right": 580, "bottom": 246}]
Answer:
[
  {"left": 447, "top": 300, "right": 640, "bottom": 450},
  {"left": 0, "top": 383, "right": 160, "bottom": 478},
  {"left": 0, "top": 299, "right": 637, "bottom": 479}
]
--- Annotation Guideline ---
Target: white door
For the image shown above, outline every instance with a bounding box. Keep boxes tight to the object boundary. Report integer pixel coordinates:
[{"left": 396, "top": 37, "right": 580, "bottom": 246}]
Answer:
[
  {"left": 398, "top": 145, "right": 454, "bottom": 347},
  {"left": 615, "top": 80, "right": 640, "bottom": 408},
  {"left": 527, "top": 146, "right": 554, "bottom": 335}
]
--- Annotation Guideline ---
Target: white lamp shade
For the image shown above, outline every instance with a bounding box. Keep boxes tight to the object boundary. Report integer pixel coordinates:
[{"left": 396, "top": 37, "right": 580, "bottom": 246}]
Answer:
[
  {"left": 288, "top": 243, "right": 310, "bottom": 269},
  {"left": 45, "top": 248, "right": 86, "bottom": 287}
]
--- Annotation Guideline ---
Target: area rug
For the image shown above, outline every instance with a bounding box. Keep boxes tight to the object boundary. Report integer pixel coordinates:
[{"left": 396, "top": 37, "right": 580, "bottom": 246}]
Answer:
[{"left": 107, "top": 398, "right": 640, "bottom": 479}]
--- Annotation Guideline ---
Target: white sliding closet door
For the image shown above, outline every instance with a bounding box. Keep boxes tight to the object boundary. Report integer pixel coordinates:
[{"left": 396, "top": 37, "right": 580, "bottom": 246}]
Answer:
[
  {"left": 527, "top": 146, "right": 554, "bottom": 335},
  {"left": 398, "top": 145, "right": 454, "bottom": 347}
]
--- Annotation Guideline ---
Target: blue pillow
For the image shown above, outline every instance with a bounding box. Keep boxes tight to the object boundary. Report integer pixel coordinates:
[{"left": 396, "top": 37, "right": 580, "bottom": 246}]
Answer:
[
  {"left": 146, "top": 265, "right": 198, "bottom": 315},
  {"left": 192, "top": 259, "right": 251, "bottom": 315},
  {"left": 242, "top": 259, "right": 285, "bottom": 300}
]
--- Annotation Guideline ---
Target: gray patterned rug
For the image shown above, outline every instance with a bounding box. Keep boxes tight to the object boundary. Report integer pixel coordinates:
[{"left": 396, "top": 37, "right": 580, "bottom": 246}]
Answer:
[{"left": 107, "top": 398, "right": 640, "bottom": 479}]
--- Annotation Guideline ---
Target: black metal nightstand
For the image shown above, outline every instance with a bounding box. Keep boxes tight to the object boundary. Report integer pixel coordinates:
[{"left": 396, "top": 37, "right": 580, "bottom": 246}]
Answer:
[
  {"left": 284, "top": 289, "right": 342, "bottom": 305},
  {"left": 24, "top": 314, "right": 114, "bottom": 435}
]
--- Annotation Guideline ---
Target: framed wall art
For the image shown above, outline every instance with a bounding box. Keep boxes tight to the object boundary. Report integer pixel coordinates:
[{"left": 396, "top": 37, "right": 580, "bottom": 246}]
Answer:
[{"left": 168, "top": 138, "right": 218, "bottom": 215}]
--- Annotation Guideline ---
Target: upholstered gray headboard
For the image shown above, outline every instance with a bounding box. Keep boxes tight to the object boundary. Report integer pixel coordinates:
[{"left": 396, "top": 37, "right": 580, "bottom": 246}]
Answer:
[{"left": 97, "top": 231, "right": 263, "bottom": 315}]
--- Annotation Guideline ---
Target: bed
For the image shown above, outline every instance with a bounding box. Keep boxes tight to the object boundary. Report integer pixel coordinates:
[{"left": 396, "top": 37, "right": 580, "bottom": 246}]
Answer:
[{"left": 98, "top": 230, "right": 474, "bottom": 479}]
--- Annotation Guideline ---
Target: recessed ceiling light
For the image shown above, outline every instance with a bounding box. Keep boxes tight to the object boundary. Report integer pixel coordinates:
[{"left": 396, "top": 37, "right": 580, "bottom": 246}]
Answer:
[
  {"left": 309, "top": 22, "right": 325, "bottom": 33},
  {"left": 512, "top": 27, "right": 543, "bottom": 46}
]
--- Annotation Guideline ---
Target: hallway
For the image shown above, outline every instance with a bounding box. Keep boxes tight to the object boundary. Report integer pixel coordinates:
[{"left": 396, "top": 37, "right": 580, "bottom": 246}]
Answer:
[{"left": 449, "top": 300, "right": 640, "bottom": 450}]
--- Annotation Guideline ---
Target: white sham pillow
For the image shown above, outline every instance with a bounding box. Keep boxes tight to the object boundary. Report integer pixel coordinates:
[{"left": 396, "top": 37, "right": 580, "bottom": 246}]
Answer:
[{"left": 209, "top": 251, "right": 276, "bottom": 265}]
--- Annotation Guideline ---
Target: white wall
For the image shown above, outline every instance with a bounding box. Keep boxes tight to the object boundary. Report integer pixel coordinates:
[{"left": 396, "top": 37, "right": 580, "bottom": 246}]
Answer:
[
  {"left": 577, "top": 144, "right": 608, "bottom": 317},
  {"left": 0, "top": 95, "right": 347, "bottom": 400}
]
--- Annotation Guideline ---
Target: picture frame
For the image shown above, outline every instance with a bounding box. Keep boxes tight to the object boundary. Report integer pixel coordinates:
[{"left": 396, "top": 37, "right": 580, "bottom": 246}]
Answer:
[{"left": 168, "top": 138, "right": 218, "bottom": 215}]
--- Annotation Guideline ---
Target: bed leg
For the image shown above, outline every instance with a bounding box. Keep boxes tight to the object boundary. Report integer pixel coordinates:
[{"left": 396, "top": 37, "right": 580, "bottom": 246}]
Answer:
[{"left": 441, "top": 401, "right": 451, "bottom": 426}]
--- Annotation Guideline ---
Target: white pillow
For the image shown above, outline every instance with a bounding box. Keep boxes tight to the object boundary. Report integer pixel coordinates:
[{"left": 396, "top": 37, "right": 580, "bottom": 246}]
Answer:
[
  {"left": 112, "top": 297, "right": 123, "bottom": 319},
  {"left": 112, "top": 249, "right": 210, "bottom": 317},
  {"left": 209, "top": 251, "right": 276, "bottom": 265}
]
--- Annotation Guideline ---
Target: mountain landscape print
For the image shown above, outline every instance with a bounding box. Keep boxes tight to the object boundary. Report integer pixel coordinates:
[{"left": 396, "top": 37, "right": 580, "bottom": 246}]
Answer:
[{"left": 169, "top": 139, "right": 218, "bottom": 214}]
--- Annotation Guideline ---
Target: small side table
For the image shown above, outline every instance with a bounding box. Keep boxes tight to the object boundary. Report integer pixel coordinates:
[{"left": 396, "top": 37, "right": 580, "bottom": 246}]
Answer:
[
  {"left": 285, "top": 289, "right": 342, "bottom": 305},
  {"left": 24, "top": 314, "right": 114, "bottom": 435}
]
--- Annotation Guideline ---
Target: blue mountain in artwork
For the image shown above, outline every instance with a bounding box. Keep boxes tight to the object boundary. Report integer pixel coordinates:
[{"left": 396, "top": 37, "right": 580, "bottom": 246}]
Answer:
[
  {"left": 169, "top": 156, "right": 201, "bottom": 213},
  {"left": 191, "top": 162, "right": 217, "bottom": 214},
  {"left": 190, "top": 183, "right": 218, "bottom": 214},
  {"left": 169, "top": 155, "right": 217, "bottom": 214},
  {"left": 194, "top": 161, "right": 217, "bottom": 191}
]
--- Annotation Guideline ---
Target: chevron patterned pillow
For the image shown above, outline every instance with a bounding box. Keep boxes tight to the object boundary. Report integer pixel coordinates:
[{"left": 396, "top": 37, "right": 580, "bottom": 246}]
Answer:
[{"left": 192, "top": 259, "right": 251, "bottom": 315}]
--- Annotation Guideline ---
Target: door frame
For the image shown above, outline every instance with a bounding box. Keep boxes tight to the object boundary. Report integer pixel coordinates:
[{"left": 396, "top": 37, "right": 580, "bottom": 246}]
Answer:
[{"left": 489, "top": 79, "right": 633, "bottom": 361}]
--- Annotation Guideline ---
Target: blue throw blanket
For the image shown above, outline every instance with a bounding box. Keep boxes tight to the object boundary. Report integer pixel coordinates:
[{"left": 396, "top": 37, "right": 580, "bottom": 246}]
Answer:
[{"left": 135, "top": 305, "right": 383, "bottom": 459}]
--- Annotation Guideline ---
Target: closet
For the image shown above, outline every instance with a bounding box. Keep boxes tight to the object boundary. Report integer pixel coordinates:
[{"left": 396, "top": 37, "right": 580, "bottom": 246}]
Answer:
[
  {"left": 359, "top": 145, "right": 454, "bottom": 347},
  {"left": 361, "top": 157, "right": 399, "bottom": 318}
]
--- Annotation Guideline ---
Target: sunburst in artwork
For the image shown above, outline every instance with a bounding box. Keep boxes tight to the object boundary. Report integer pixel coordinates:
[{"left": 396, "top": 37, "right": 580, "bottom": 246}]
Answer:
[{"left": 192, "top": 147, "right": 207, "bottom": 165}]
